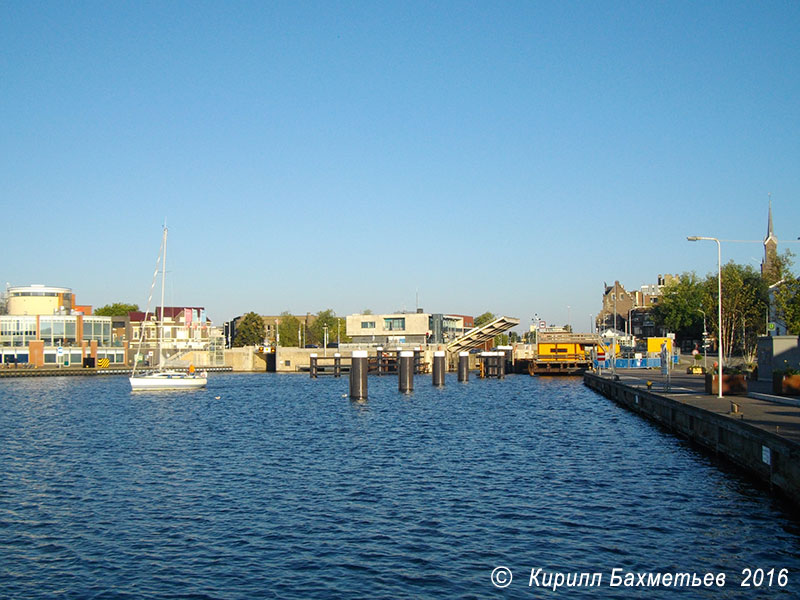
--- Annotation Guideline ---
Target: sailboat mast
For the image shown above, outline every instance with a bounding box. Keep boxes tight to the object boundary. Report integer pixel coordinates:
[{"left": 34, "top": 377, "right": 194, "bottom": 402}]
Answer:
[{"left": 159, "top": 225, "right": 168, "bottom": 367}]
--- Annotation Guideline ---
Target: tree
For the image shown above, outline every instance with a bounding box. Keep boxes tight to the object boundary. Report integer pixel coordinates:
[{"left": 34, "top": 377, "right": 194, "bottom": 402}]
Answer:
[
  {"left": 234, "top": 312, "right": 265, "bottom": 347},
  {"left": 652, "top": 272, "right": 705, "bottom": 342},
  {"left": 308, "top": 309, "right": 350, "bottom": 346},
  {"left": 763, "top": 249, "right": 795, "bottom": 286},
  {"left": 704, "top": 262, "right": 767, "bottom": 364},
  {"left": 774, "top": 277, "right": 800, "bottom": 335},
  {"left": 95, "top": 302, "right": 139, "bottom": 316},
  {"left": 474, "top": 312, "right": 496, "bottom": 327},
  {"left": 277, "top": 311, "right": 301, "bottom": 347}
]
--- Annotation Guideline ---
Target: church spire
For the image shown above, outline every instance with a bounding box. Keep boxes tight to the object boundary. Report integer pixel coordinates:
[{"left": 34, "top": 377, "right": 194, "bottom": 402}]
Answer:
[
  {"left": 762, "top": 194, "right": 778, "bottom": 278},
  {"left": 766, "top": 193, "right": 774, "bottom": 241}
]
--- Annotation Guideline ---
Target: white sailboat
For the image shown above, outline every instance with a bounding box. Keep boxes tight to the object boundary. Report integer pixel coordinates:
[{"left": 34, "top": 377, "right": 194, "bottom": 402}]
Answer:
[{"left": 129, "top": 225, "right": 207, "bottom": 391}]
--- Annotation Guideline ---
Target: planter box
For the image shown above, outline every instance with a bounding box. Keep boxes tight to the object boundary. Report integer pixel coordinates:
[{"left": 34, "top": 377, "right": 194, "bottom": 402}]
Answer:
[
  {"left": 704, "top": 373, "right": 748, "bottom": 395},
  {"left": 773, "top": 373, "right": 800, "bottom": 396}
]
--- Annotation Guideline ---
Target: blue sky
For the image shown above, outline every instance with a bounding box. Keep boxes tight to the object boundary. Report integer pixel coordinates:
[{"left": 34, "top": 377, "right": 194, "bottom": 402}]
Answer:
[{"left": 2, "top": 1, "right": 799, "bottom": 331}]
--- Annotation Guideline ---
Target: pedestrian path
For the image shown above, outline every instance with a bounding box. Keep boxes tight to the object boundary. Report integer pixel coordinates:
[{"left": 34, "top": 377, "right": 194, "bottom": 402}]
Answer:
[{"left": 594, "top": 368, "right": 800, "bottom": 444}]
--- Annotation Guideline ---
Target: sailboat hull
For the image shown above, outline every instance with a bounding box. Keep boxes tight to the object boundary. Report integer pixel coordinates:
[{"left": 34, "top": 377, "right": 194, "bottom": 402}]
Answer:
[{"left": 129, "top": 372, "right": 207, "bottom": 391}]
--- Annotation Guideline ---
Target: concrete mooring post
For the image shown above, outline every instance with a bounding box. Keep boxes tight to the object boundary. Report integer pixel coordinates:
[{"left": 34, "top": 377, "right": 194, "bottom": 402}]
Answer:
[
  {"left": 399, "top": 350, "right": 414, "bottom": 393},
  {"left": 310, "top": 353, "right": 318, "bottom": 378},
  {"left": 376, "top": 347, "right": 384, "bottom": 375},
  {"left": 334, "top": 353, "right": 341, "bottom": 378},
  {"left": 432, "top": 350, "right": 446, "bottom": 386},
  {"left": 349, "top": 350, "right": 368, "bottom": 400},
  {"left": 458, "top": 351, "right": 469, "bottom": 382}
]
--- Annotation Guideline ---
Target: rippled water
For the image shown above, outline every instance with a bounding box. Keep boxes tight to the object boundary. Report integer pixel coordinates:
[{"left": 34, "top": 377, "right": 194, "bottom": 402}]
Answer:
[{"left": 2, "top": 373, "right": 799, "bottom": 599}]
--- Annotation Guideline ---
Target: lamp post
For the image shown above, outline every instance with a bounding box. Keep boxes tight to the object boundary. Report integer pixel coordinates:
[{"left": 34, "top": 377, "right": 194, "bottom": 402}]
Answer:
[{"left": 688, "top": 236, "right": 723, "bottom": 398}]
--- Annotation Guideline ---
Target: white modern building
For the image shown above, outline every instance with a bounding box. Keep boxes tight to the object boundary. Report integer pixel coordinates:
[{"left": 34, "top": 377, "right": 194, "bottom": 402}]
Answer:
[{"left": 345, "top": 311, "right": 473, "bottom": 346}]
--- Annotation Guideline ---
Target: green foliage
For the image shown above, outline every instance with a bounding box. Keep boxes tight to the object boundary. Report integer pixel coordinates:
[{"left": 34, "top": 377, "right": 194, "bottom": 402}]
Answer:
[
  {"left": 775, "top": 359, "right": 799, "bottom": 376},
  {"left": 774, "top": 277, "right": 800, "bottom": 335},
  {"left": 653, "top": 258, "right": 798, "bottom": 361},
  {"left": 711, "top": 261, "right": 767, "bottom": 363},
  {"left": 763, "top": 249, "right": 795, "bottom": 286},
  {"left": 474, "top": 312, "right": 496, "bottom": 327},
  {"left": 307, "top": 309, "right": 350, "bottom": 346},
  {"left": 653, "top": 272, "right": 704, "bottom": 340},
  {"left": 95, "top": 302, "right": 139, "bottom": 316},
  {"left": 277, "top": 311, "right": 301, "bottom": 347},
  {"left": 474, "top": 311, "right": 509, "bottom": 346},
  {"left": 234, "top": 312, "right": 265, "bottom": 347}
]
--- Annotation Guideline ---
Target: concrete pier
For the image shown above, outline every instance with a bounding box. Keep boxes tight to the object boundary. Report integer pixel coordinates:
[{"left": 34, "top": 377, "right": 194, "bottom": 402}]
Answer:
[{"left": 584, "top": 369, "right": 800, "bottom": 507}]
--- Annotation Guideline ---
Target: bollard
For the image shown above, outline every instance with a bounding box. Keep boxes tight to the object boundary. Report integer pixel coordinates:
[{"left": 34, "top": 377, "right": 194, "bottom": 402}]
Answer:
[
  {"left": 376, "top": 347, "right": 384, "bottom": 375},
  {"left": 432, "top": 351, "right": 445, "bottom": 386},
  {"left": 334, "top": 353, "right": 341, "bottom": 378},
  {"left": 310, "top": 353, "right": 318, "bottom": 378},
  {"left": 458, "top": 351, "right": 469, "bottom": 382},
  {"left": 350, "top": 350, "right": 368, "bottom": 400},
  {"left": 399, "top": 350, "right": 414, "bottom": 393}
]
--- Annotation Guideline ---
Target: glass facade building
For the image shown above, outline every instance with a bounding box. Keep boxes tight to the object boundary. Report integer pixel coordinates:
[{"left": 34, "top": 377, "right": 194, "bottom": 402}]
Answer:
[{"left": 0, "top": 314, "right": 115, "bottom": 365}]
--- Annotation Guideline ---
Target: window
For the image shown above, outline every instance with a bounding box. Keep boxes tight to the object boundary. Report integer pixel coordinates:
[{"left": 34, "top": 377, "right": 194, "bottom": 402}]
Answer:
[
  {"left": 40, "top": 318, "right": 53, "bottom": 343},
  {"left": 361, "top": 321, "right": 376, "bottom": 329},
  {"left": 384, "top": 318, "right": 405, "bottom": 331},
  {"left": 53, "top": 320, "right": 65, "bottom": 338}
]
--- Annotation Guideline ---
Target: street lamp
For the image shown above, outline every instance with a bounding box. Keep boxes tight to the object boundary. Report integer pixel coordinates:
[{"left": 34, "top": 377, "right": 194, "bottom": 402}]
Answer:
[{"left": 687, "top": 236, "right": 723, "bottom": 398}]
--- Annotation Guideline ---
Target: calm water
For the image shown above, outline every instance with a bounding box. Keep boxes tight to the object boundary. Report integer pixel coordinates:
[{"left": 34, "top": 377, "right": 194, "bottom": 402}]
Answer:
[{"left": 1, "top": 373, "right": 799, "bottom": 599}]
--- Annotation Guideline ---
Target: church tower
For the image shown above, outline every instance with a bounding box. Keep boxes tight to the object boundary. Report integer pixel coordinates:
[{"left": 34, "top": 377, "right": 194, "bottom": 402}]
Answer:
[{"left": 761, "top": 196, "right": 778, "bottom": 277}]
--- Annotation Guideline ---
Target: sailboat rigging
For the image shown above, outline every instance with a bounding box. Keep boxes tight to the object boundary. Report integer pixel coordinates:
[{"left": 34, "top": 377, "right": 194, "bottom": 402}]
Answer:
[{"left": 129, "top": 225, "right": 207, "bottom": 391}]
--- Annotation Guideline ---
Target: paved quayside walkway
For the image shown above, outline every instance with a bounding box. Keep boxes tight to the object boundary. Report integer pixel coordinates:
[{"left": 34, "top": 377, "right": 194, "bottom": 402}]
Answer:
[{"left": 592, "top": 368, "right": 800, "bottom": 445}]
